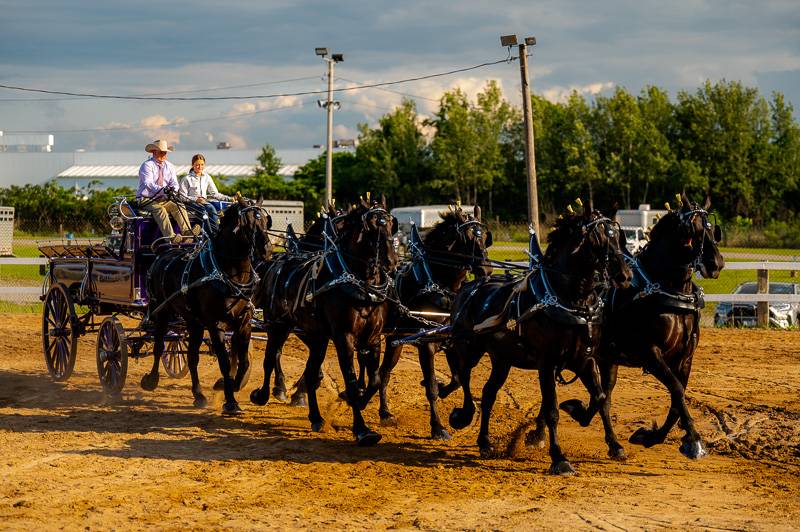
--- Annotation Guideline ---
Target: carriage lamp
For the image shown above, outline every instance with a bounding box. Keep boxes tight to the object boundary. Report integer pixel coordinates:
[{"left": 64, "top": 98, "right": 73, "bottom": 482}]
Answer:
[{"left": 315, "top": 47, "right": 328, "bottom": 57}]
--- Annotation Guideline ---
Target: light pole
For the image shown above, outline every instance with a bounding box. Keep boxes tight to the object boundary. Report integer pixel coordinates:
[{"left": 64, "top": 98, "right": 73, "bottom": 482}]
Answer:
[
  {"left": 315, "top": 47, "right": 344, "bottom": 206},
  {"left": 501, "top": 34, "right": 540, "bottom": 239}
]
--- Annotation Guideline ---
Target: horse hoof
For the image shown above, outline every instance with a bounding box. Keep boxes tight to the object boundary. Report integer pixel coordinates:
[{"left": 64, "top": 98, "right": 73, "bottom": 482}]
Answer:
[
  {"left": 193, "top": 395, "right": 208, "bottom": 408},
  {"left": 629, "top": 427, "right": 659, "bottom": 448},
  {"left": 431, "top": 427, "right": 451, "bottom": 441},
  {"left": 213, "top": 378, "right": 225, "bottom": 391},
  {"left": 221, "top": 402, "right": 243, "bottom": 416},
  {"left": 140, "top": 374, "right": 159, "bottom": 391},
  {"left": 310, "top": 421, "right": 324, "bottom": 433},
  {"left": 525, "top": 429, "right": 547, "bottom": 449},
  {"left": 271, "top": 387, "right": 288, "bottom": 403},
  {"left": 608, "top": 446, "right": 627, "bottom": 461},
  {"left": 549, "top": 460, "right": 576, "bottom": 476},
  {"left": 250, "top": 388, "right": 269, "bottom": 406},
  {"left": 680, "top": 440, "right": 708, "bottom": 460},
  {"left": 448, "top": 408, "right": 474, "bottom": 430},
  {"left": 380, "top": 413, "right": 398, "bottom": 427},
  {"left": 479, "top": 446, "right": 498, "bottom": 459},
  {"left": 355, "top": 430, "right": 381, "bottom": 447},
  {"left": 290, "top": 394, "right": 307, "bottom": 408},
  {"left": 559, "top": 399, "right": 587, "bottom": 424}
]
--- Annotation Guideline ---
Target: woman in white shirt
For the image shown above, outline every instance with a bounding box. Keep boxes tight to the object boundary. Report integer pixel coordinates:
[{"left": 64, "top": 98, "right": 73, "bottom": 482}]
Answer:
[{"left": 179, "top": 154, "right": 231, "bottom": 234}]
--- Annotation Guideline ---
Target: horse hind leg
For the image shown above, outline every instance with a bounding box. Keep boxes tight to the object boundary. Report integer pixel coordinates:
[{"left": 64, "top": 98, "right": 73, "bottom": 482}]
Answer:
[
  {"left": 187, "top": 325, "right": 206, "bottom": 408},
  {"left": 140, "top": 320, "right": 167, "bottom": 391},
  {"left": 377, "top": 340, "right": 404, "bottom": 427},
  {"left": 419, "top": 343, "right": 450, "bottom": 440},
  {"left": 477, "top": 356, "right": 512, "bottom": 457},
  {"left": 251, "top": 325, "right": 290, "bottom": 406},
  {"left": 209, "top": 327, "right": 242, "bottom": 416}
]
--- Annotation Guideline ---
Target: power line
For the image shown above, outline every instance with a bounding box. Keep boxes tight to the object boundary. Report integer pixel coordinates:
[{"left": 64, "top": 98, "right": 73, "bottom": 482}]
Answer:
[
  {"left": 335, "top": 76, "right": 440, "bottom": 103},
  {"left": 0, "top": 58, "right": 510, "bottom": 102},
  {"left": 0, "top": 75, "right": 322, "bottom": 102},
  {"left": 5, "top": 100, "right": 311, "bottom": 134}
]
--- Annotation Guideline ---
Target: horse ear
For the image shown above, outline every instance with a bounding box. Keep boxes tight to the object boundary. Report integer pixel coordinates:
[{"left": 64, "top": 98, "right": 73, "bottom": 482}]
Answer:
[
  {"left": 474, "top": 205, "right": 481, "bottom": 222},
  {"left": 680, "top": 190, "right": 691, "bottom": 209},
  {"left": 380, "top": 193, "right": 386, "bottom": 209},
  {"left": 257, "top": 196, "right": 264, "bottom": 207},
  {"left": 703, "top": 195, "right": 711, "bottom": 210}
]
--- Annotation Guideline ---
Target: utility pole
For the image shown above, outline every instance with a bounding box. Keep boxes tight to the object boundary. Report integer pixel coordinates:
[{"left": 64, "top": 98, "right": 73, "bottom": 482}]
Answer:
[
  {"left": 501, "top": 35, "right": 540, "bottom": 239},
  {"left": 315, "top": 48, "right": 343, "bottom": 206},
  {"left": 519, "top": 40, "right": 540, "bottom": 238}
]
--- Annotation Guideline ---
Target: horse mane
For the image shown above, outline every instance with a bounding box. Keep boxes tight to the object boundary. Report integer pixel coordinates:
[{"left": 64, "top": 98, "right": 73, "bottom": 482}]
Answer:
[
  {"left": 647, "top": 210, "right": 681, "bottom": 243},
  {"left": 423, "top": 210, "right": 464, "bottom": 248},
  {"left": 545, "top": 212, "right": 585, "bottom": 258}
]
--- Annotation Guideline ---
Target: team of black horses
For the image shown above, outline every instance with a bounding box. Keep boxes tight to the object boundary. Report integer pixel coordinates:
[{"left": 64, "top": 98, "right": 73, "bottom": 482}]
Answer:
[{"left": 140, "top": 191, "right": 724, "bottom": 475}]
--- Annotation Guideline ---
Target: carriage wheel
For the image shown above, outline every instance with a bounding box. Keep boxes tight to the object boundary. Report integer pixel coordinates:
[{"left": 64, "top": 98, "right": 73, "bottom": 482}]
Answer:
[
  {"left": 41, "top": 284, "right": 78, "bottom": 381},
  {"left": 162, "top": 339, "right": 189, "bottom": 378},
  {"left": 96, "top": 317, "right": 128, "bottom": 395}
]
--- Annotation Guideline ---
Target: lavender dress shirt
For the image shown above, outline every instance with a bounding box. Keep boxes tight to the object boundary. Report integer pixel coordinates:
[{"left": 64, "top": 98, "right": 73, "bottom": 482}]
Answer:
[{"left": 137, "top": 157, "right": 179, "bottom": 199}]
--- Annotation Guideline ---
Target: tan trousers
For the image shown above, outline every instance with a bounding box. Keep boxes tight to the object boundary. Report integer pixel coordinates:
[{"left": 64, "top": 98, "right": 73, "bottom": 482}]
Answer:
[{"left": 140, "top": 200, "right": 191, "bottom": 239}]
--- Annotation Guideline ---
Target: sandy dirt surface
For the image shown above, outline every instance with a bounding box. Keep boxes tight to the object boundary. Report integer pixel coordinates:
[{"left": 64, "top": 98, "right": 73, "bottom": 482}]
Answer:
[{"left": 0, "top": 313, "right": 798, "bottom": 530}]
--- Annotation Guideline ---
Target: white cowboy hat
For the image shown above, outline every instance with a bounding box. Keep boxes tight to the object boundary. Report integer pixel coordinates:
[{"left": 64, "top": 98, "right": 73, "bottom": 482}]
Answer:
[{"left": 145, "top": 139, "right": 174, "bottom": 153}]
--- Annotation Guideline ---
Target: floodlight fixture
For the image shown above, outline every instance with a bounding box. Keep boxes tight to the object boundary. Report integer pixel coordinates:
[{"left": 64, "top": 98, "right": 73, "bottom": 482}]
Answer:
[
  {"left": 500, "top": 34, "right": 518, "bottom": 47},
  {"left": 525, "top": 36, "right": 537, "bottom": 46},
  {"left": 315, "top": 47, "right": 329, "bottom": 57},
  {"left": 331, "top": 53, "right": 344, "bottom": 62}
]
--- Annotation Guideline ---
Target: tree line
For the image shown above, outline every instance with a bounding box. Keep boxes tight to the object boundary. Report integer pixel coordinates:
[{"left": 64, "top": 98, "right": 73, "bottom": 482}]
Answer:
[
  {"left": 2, "top": 79, "right": 798, "bottom": 241},
  {"left": 225, "top": 79, "right": 799, "bottom": 229}
]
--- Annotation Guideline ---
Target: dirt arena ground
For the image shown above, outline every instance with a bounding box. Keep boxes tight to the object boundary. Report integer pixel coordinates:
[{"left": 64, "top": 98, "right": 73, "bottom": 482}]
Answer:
[{"left": 0, "top": 314, "right": 798, "bottom": 530}]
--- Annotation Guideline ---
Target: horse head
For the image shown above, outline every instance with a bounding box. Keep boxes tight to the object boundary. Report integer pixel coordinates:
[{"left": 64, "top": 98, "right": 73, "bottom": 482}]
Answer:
[
  {"left": 219, "top": 196, "right": 273, "bottom": 262},
  {"left": 647, "top": 192, "right": 724, "bottom": 282},
  {"left": 339, "top": 194, "right": 399, "bottom": 282},
  {"left": 425, "top": 204, "right": 493, "bottom": 280},
  {"left": 547, "top": 207, "right": 632, "bottom": 296}
]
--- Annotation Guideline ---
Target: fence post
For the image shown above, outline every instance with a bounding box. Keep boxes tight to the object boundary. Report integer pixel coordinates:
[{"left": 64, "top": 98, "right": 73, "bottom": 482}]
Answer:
[{"left": 757, "top": 268, "right": 769, "bottom": 327}]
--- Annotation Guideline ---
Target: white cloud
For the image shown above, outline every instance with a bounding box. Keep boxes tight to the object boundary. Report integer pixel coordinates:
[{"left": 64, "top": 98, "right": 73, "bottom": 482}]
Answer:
[{"left": 541, "top": 81, "right": 615, "bottom": 103}]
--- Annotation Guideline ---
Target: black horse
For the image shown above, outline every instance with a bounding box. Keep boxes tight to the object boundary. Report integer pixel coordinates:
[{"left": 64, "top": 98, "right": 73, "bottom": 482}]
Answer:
[
  {"left": 250, "top": 197, "right": 399, "bottom": 445},
  {"left": 447, "top": 208, "right": 632, "bottom": 475},
  {"left": 141, "top": 197, "right": 272, "bottom": 414},
  {"left": 377, "top": 205, "right": 492, "bottom": 439},
  {"left": 258, "top": 204, "right": 346, "bottom": 404},
  {"left": 558, "top": 193, "right": 724, "bottom": 460}
]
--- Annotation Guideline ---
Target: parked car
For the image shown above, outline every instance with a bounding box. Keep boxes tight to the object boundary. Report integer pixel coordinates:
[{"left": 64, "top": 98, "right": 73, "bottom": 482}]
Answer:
[{"left": 714, "top": 281, "right": 799, "bottom": 329}]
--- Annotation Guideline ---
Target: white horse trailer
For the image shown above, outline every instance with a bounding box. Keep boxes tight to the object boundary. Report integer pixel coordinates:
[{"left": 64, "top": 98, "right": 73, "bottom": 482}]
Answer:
[
  {"left": 0, "top": 207, "right": 13, "bottom": 256},
  {"left": 262, "top": 200, "right": 304, "bottom": 235}
]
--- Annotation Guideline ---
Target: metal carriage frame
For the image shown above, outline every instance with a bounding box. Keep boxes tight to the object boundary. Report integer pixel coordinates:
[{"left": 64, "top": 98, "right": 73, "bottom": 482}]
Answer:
[{"left": 39, "top": 196, "right": 220, "bottom": 394}]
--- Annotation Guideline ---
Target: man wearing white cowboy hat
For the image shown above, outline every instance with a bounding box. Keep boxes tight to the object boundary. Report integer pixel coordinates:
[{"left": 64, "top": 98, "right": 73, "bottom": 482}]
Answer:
[{"left": 137, "top": 139, "right": 191, "bottom": 242}]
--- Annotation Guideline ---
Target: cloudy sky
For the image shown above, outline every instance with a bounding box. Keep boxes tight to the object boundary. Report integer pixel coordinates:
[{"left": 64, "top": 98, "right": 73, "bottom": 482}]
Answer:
[{"left": 1, "top": 0, "right": 798, "bottom": 155}]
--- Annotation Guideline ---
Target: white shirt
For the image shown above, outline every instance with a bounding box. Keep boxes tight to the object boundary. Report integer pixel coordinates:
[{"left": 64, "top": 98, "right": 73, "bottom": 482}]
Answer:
[{"left": 178, "top": 170, "right": 231, "bottom": 201}]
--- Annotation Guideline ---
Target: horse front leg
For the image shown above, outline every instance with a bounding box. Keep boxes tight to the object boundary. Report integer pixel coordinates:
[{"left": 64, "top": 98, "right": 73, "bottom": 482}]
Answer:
[
  {"left": 356, "top": 342, "right": 382, "bottom": 410},
  {"left": 187, "top": 324, "right": 207, "bottom": 407},
  {"left": 559, "top": 359, "right": 626, "bottom": 460},
  {"left": 477, "top": 355, "right": 512, "bottom": 457},
  {"left": 539, "top": 363, "right": 575, "bottom": 476},
  {"left": 230, "top": 322, "right": 251, "bottom": 393},
  {"left": 304, "top": 339, "right": 329, "bottom": 432},
  {"left": 377, "top": 339, "right": 404, "bottom": 426},
  {"left": 140, "top": 320, "right": 167, "bottom": 391},
  {"left": 419, "top": 342, "right": 450, "bottom": 440},
  {"left": 333, "top": 333, "right": 381, "bottom": 446},
  {"left": 251, "top": 325, "right": 290, "bottom": 406},
  {"left": 630, "top": 351, "right": 706, "bottom": 459},
  {"left": 209, "top": 326, "right": 241, "bottom": 415}
]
